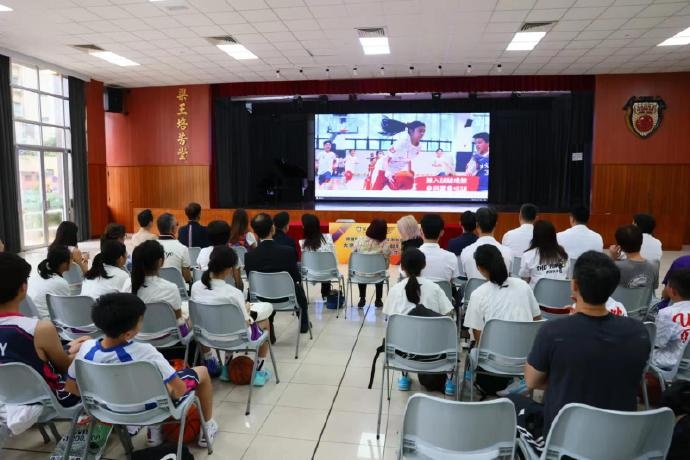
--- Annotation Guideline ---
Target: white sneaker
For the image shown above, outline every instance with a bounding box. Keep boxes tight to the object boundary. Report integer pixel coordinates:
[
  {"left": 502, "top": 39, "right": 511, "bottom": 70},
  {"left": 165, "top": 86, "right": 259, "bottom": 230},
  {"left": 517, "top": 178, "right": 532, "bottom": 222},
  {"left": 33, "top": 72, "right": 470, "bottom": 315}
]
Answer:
[
  {"left": 497, "top": 378, "right": 527, "bottom": 397},
  {"left": 198, "top": 418, "right": 218, "bottom": 448},
  {"left": 146, "top": 424, "right": 163, "bottom": 447}
]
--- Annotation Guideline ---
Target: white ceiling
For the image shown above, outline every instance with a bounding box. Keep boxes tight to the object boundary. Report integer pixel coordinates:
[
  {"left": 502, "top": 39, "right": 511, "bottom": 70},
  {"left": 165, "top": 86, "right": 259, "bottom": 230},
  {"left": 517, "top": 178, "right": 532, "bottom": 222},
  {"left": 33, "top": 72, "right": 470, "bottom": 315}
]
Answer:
[{"left": 0, "top": 0, "right": 689, "bottom": 88}]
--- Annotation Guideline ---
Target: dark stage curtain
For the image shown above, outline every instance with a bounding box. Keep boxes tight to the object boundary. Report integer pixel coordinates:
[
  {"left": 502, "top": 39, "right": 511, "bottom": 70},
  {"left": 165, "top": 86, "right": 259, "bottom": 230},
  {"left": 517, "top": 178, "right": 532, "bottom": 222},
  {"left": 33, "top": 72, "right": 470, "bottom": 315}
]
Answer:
[
  {"left": 0, "top": 54, "right": 21, "bottom": 252},
  {"left": 214, "top": 98, "right": 252, "bottom": 207},
  {"left": 68, "top": 76, "right": 90, "bottom": 241}
]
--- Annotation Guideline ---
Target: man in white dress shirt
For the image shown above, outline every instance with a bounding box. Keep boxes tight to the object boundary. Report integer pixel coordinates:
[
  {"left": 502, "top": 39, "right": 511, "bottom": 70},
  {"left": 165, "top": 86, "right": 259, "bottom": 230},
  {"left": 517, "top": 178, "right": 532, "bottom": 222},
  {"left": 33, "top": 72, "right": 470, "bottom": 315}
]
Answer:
[
  {"left": 502, "top": 203, "right": 538, "bottom": 256},
  {"left": 460, "top": 207, "right": 513, "bottom": 280},
  {"left": 556, "top": 205, "right": 603, "bottom": 259},
  {"left": 418, "top": 214, "right": 459, "bottom": 282},
  {"left": 156, "top": 213, "right": 192, "bottom": 283},
  {"left": 633, "top": 213, "right": 662, "bottom": 263}
]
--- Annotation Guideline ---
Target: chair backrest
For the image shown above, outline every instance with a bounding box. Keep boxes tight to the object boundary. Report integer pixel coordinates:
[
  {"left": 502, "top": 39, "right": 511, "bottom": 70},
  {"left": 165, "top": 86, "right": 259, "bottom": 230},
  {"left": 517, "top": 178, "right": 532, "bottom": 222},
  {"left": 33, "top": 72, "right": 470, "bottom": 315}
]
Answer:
[
  {"left": 19, "top": 296, "right": 41, "bottom": 318},
  {"left": 74, "top": 359, "right": 176, "bottom": 425},
  {"left": 135, "top": 301, "right": 182, "bottom": 348},
  {"left": 189, "top": 300, "right": 252, "bottom": 350},
  {"left": 456, "top": 255, "right": 466, "bottom": 278},
  {"left": 462, "top": 278, "right": 486, "bottom": 306},
  {"left": 232, "top": 246, "right": 247, "bottom": 267},
  {"left": 434, "top": 280, "right": 453, "bottom": 303},
  {"left": 477, "top": 319, "right": 545, "bottom": 375},
  {"left": 510, "top": 256, "right": 521, "bottom": 277},
  {"left": 612, "top": 285, "right": 653, "bottom": 319},
  {"left": 675, "top": 340, "right": 690, "bottom": 382},
  {"left": 187, "top": 247, "right": 201, "bottom": 267},
  {"left": 46, "top": 294, "right": 100, "bottom": 340},
  {"left": 347, "top": 252, "right": 388, "bottom": 284},
  {"left": 0, "top": 362, "right": 65, "bottom": 421},
  {"left": 643, "top": 321, "right": 656, "bottom": 348},
  {"left": 566, "top": 257, "right": 577, "bottom": 279},
  {"left": 192, "top": 267, "right": 203, "bottom": 283},
  {"left": 301, "top": 251, "right": 339, "bottom": 281},
  {"left": 533, "top": 278, "right": 572, "bottom": 318},
  {"left": 385, "top": 315, "right": 458, "bottom": 373},
  {"left": 248, "top": 271, "right": 297, "bottom": 311},
  {"left": 543, "top": 403, "right": 674, "bottom": 460},
  {"left": 401, "top": 394, "right": 516, "bottom": 460},
  {"left": 63, "top": 262, "right": 83, "bottom": 295},
  {"left": 159, "top": 267, "right": 189, "bottom": 300}
]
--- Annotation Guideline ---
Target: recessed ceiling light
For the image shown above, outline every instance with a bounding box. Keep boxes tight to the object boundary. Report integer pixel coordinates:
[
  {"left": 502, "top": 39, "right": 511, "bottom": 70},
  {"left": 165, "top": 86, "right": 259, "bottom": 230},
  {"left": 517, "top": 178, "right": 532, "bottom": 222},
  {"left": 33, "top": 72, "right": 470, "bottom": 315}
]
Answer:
[
  {"left": 657, "top": 27, "right": 690, "bottom": 46},
  {"left": 0, "top": 4, "right": 13, "bottom": 12},
  {"left": 506, "top": 31, "right": 546, "bottom": 51},
  {"left": 359, "top": 37, "right": 390, "bottom": 55},
  {"left": 89, "top": 51, "right": 139, "bottom": 67},
  {"left": 217, "top": 43, "right": 258, "bottom": 60}
]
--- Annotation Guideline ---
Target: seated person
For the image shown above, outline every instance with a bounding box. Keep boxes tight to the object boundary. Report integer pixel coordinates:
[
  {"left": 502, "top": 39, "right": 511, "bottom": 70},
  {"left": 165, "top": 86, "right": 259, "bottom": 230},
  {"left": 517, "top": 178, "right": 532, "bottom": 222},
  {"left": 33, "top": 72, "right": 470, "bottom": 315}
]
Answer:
[
  {"left": 446, "top": 210, "right": 478, "bottom": 257},
  {"left": 519, "top": 220, "right": 569, "bottom": 288},
  {"left": 273, "top": 211, "right": 300, "bottom": 260},
  {"left": 65, "top": 293, "right": 217, "bottom": 448},
  {"left": 513, "top": 251, "right": 650, "bottom": 454},
  {"left": 352, "top": 218, "right": 391, "bottom": 308},
  {"left": 229, "top": 208, "right": 257, "bottom": 250},
  {"left": 502, "top": 203, "right": 538, "bottom": 256},
  {"left": 556, "top": 205, "right": 603, "bottom": 259},
  {"left": 419, "top": 214, "right": 459, "bottom": 282},
  {"left": 300, "top": 213, "right": 335, "bottom": 299},
  {"left": 132, "top": 209, "right": 157, "bottom": 248},
  {"left": 460, "top": 207, "right": 513, "bottom": 280},
  {"left": 80, "top": 239, "right": 129, "bottom": 300},
  {"left": 27, "top": 245, "right": 71, "bottom": 319},
  {"left": 0, "top": 252, "right": 85, "bottom": 408},
  {"left": 178, "top": 202, "right": 209, "bottom": 248},
  {"left": 157, "top": 213, "right": 192, "bottom": 283},
  {"left": 633, "top": 213, "right": 662, "bottom": 263},
  {"left": 196, "top": 220, "right": 243, "bottom": 290},
  {"left": 652, "top": 269, "right": 690, "bottom": 381},
  {"left": 396, "top": 215, "right": 423, "bottom": 253},
  {"left": 100, "top": 222, "right": 126, "bottom": 249},
  {"left": 51, "top": 221, "right": 89, "bottom": 274},
  {"left": 191, "top": 246, "right": 273, "bottom": 385},
  {"left": 656, "top": 255, "right": 690, "bottom": 312},
  {"left": 609, "top": 224, "right": 658, "bottom": 290}
]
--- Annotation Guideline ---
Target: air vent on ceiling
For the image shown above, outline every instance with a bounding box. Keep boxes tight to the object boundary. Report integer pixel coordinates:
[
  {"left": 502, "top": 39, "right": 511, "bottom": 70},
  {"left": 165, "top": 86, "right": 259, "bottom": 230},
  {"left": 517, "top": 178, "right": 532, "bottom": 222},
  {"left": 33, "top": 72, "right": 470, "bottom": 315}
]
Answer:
[
  {"left": 208, "top": 36, "right": 238, "bottom": 45},
  {"left": 165, "top": 5, "right": 189, "bottom": 11},
  {"left": 520, "top": 21, "right": 557, "bottom": 31},
  {"left": 73, "top": 44, "right": 104, "bottom": 52},
  {"left": 356, "top": 27, "right": 386, "bottom": 38}
]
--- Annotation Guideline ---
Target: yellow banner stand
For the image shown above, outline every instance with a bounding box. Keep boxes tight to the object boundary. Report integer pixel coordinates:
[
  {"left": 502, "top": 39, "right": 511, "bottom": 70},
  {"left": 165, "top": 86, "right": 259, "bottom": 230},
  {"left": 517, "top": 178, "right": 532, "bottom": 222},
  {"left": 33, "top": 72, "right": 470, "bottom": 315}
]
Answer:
[{"left": 329, "top": 222, "right": 402, "bottom": 265}]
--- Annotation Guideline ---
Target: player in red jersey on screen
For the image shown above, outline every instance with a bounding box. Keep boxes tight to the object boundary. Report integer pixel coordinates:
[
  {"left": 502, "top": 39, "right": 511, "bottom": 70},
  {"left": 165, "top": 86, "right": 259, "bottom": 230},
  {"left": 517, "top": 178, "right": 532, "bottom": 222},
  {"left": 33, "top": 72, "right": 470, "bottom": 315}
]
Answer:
[
  {"left": 344, "top": 149, "right": 359, "bottom": 183},
  {"left": 372, "top": 119, "right": 425, "bottom": 191}
]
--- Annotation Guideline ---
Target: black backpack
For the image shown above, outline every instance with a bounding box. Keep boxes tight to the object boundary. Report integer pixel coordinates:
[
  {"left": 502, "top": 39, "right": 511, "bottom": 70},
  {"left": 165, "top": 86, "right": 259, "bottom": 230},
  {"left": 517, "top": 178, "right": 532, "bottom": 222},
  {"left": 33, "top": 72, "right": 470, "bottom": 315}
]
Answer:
[{"left": 132, "top": 444, "right": 194, "bottom": 460}]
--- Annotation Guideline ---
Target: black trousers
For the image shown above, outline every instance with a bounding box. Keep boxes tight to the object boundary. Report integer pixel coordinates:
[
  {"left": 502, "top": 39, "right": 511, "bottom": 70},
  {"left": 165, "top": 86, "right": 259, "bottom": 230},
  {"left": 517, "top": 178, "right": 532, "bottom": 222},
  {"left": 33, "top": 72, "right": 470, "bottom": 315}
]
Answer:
[{"left": 358, "top": 282, "right": 383, "bottom": 301}]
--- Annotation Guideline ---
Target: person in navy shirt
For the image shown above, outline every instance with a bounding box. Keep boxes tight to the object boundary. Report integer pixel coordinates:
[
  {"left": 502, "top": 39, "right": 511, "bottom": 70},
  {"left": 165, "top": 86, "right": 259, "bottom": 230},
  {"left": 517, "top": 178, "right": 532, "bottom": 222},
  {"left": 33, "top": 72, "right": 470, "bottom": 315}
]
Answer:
[
  {"left": 447, "top": 211, "right": 478, "bottom": 257},
  {"left": 178, "top": 202, "right": 209, "bottom": 248}
]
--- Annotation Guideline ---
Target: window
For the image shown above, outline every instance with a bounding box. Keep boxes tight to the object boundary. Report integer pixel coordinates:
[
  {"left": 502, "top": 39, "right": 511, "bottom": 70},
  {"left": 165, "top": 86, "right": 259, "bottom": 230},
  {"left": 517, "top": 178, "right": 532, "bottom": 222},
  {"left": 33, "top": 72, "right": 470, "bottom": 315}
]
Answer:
[{"left": 11, "top": 62, "right": 73, "bottom": 249}]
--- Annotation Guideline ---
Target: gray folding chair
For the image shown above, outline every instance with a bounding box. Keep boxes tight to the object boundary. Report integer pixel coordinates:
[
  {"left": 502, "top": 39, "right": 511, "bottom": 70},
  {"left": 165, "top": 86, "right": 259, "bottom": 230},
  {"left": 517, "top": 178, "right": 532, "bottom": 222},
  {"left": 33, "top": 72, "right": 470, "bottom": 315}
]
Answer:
[
  {"left": 377, "top": 315, "right": 459, "bottom": 439},
  {"left": 189, "top": 300, "right": 280, "bottom": 415},
  {"left": 399, "top": 394, "right": 516, "bottom": 460},
  {"left": 62, "top": 262, "right": 83, "bottom": 295},
  {"left": 193, "top": 267, "right": 236, "bottom": 288},
  {"left": 533, "top": 278, "right": 572, "bottom": 319},
  {"left": 73, "top": 359, "right": 213, "bottom": 459},
  {"left": 20, "top": 295, "right": 41, "bottom": 318},
  {"left": 461, "top": 278, "right": 486, "bottom": 310},
  {"left": 0, "top": 362, "right": 83, "bottom": 456},
  {"left": 232, "top": 246, "right": 248, "bottom": 279},
  {"left": 135, "top": 301, "right": 190, "bottom": 364},
  {"left": 301, "top": 251, "right": 346, "bottom": 318},
  {"left": 642, "top": 322, "right": 656, "bottom": 409},
  {"left": 347, "top": 252, "right": 389, "bottom": 308},
  {"left": 511, "top": 256, "right": 522, "bottom": 277},
  {"left": 248, "top": 271, "right": 313, "bottom": 359},
  {"left": 46, "top": 294, "right": 101, "bottom": 341},
  {"left": 566, "top": 257, "right": 577, "bottom": 279},
  {"left": 434, "top": 280, "right": 453, "bottom": 304},
  {"left": 612, "top": 285, "right": 653, "bottom": 320},
  {"left": 462, "top": 319, "right": 545, "bottom": 401},
  {"left": 187, "top": 246, "right": 201, "bottom": 267},
  {"left": 517, "top": 403, "right": 674, "bottom": 460},
  {"left": 649, "top": 339, "right": 690, "bottom": 391},
  {"left": 159, "top": 266, "right": 189, "bottom": 301}
]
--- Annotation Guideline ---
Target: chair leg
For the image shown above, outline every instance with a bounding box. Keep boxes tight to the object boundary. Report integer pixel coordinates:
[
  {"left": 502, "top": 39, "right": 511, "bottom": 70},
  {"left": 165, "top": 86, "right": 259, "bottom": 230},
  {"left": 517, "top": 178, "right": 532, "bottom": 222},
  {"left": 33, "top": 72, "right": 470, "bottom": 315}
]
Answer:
[
  {"left": 376, "top": 360, "right": 386, "bottom": 440},
  {"left": 195, "top": 397, "right": 213, "bottom": 455},
  {"left": 177, "top": 404, "right": 189, "bottom": 459},
  {"left": 48, "top": 422, "right": 61, "bottom": 442},
  {"left": 386, "top": 367, "right": 391, "bottom": 401},
  {"left": 305, "top": 280, "right": 310, "bottom": 306},
  {"left": 459, "top": 358, "right": 469, "bottom": 401},
  {"left": 38, "top": 425, "right": 50, "bottom": 444},
  {"left": 184, "top": 341, "right": 191, "bottom": 368},
  {"left": 642, "top": 375, "right": 650, "bottom": 409},
  {"left": 246, "top": 351, "right": 260, "bottom": 415},
  {"left": 62, "top": 408, "right": 83, "bottom": 460},
  {"left": 268, "top": 340, "right": 280, "bottom": 384},
  {"left": 295, "top": 310, "right": 301, "bottom": 359},
  {"left": 116, "top": 425, "right": 133, "bottom": 458},
  {"left": 81, "top": 417, "right": 96, "bottom": 460},
  {"left": 335, "top": 280, "right": 340, "bottom": 319},
  {"left": 341, "top": 277, "right": 347, "bottom": 320}
]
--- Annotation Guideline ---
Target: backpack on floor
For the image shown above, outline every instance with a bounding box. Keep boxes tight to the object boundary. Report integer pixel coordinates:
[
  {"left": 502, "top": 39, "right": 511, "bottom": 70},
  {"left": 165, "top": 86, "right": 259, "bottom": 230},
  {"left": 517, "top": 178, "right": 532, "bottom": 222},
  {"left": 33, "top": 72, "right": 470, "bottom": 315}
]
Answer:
[{"left": 132, "top": 444, "right": 194, "bottom": 460}]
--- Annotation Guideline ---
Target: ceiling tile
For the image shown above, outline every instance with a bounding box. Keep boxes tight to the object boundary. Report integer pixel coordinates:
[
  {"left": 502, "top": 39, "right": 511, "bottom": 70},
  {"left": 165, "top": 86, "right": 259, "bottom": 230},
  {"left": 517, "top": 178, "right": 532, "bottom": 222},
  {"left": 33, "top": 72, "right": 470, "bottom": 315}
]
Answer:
[
  {"left": 490, "top": 10, "right": 529, "bottom": 22},
  {"left": 563, "top": 7, "right": 607, "bottom": 20},
  {"left": 637, "top": 3, "right": 688, "bottom": 18},
  {"left": 273, "top": 6, "right": 313, "bottom": 20},
  {"left": 241, "top": 9, "right": 280, "bottom": 22},
  {"left": 599, "top": 4, "right": 646, "bottom": 18},
  {"left": 496, "top": 0, "right": 536, "bottom": 9},
  {"left": 227, "top": 0, "right": 270, "bottom": 10},
  {"left": 526, "top": 9, "right": 568, "bottom": 21}
]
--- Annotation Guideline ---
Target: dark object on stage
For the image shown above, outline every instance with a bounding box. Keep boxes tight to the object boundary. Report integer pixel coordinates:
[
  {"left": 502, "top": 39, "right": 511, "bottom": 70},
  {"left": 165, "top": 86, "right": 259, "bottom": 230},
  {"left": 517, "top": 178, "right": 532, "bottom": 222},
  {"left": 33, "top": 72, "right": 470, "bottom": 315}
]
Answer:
[{"left": 104, "top": 87, "right": 124, "bottom": 113}]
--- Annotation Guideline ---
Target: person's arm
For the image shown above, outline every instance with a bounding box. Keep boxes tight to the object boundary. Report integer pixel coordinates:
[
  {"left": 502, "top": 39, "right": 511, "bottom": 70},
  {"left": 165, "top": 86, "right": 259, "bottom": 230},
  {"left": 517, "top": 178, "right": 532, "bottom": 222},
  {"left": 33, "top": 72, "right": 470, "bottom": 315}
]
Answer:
[
  {"left": 233, "top": 267, "right": 244, "bottom": 291},
  {"left": 525, "top": 326, "right": 550, "bottom": 390},
  {"left": 166, "top": 376, "right": 188, "bottom": 400},
  {"left": 472, "top": 329, "right": 481, "bottom": 342},
  {"left": 181, "top": 266, "right": 192, "bottom": 283},
  {"left": 524, "top": 363, "right": 548, "bottom": 390},
  {"left": 34, "top": 320, "right": 87, "bottom": 373},
  {"left": 72, "top": 247, "right": 88, "bottom": 274}
]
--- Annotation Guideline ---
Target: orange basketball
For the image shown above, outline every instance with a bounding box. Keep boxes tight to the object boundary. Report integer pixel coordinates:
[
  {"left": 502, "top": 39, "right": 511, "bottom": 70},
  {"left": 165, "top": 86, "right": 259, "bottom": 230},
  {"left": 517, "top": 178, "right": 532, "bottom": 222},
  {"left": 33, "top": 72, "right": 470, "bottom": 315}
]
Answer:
[
  {"left": 229, "top": 355, "right": 254, "bottom": 385},
  {"left": 162, "top": 404, "right": 201, "bottom": 444}
]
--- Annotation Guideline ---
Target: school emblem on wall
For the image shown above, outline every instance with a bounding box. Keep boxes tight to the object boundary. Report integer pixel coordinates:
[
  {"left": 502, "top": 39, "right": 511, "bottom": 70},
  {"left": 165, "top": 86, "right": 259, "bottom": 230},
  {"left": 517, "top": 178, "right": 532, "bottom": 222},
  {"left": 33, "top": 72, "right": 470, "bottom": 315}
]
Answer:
[{"left": 623, "top": 96, "right": 666, "bottom": 139}]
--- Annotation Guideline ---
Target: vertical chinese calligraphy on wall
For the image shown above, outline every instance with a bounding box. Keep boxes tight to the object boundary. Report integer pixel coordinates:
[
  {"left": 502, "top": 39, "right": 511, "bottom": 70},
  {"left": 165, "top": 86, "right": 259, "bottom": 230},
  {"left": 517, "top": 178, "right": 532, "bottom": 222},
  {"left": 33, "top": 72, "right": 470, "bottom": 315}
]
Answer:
[{"left": 176, "top": 88, "right": 189, "bottom": 160}]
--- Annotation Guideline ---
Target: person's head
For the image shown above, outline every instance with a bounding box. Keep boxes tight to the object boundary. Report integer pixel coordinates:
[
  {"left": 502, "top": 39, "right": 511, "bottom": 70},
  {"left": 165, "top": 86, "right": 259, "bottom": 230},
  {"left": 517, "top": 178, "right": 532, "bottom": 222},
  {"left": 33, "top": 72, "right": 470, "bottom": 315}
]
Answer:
[
  {"left": 323, "top": 140, "right": 332, "bottom": 152},
  {"left": 435, "top": 148, "right": 444, "bottom": 157},
  {"left": 376, "top": 150, "right": 383, "bottom": 158},
  {"left": 473, "top": 132, "right": 489, "bottom": 154},
  {"left": 0, "top": 253, "right": 32, "bottom": 307},
  {"left": 85, "top": 240, "right": 127, "bottom": 280},
  {"left": 407, "top": 121, "right": 426, "bottom": 144},
  {"left": 396, "top": 215, "right": 421, "bottom": 242},
  {"left": 349, "top": 149, "right": 356, "bottom": 156},
  {"left": 184, "top": 202, "right": 202, "bottom": 222},
  {"left": 460, "top": 211, "right": 476, "bottom": 233},
  {"left": 474, "top": 244, "right": 508, "bottom": 286},
  {"left": 274, "top": 211, "right": 290, "bottom": 233},
  {"left": 38, "top": 245, "right": 71, "bottom": 279},
  {"left": 230, "top": 209, "right": 250, "bottom": 243},
  {"left": 366, "top": 218, "right": 388, "bottom": 242},
  {"left": 137, "top": 209, "right": 154, "bottom": 230},
  {"left": 420, "top": 214, "right": 444, "bottom": 241},
  {"left": 202, "top": 246, "right": 238, "bottom": 290},
  {"left": 519, "top": 203, "right": 538, "bottom": 224},
  {"left": 301, "top": 213, "right": 325, "bottom": 251},
  {"left": 401, "top": 248, "right": 426, "bottom": 305},
  {"left": 569, "top": 205, "right": 590, "bottom": 226},
  {"left": 633, "top": 213, "right": 656, "bottom": 235},
  {"left": 251, "top": 213, "right": 274, "bottom": 240},
  {"left": 615, "top": 224, "right": 643, "bottom": 254},
  {"left": 207, "top": 220, "right": 231, "bottom": 246},
  {"left": 157, "top": 213, "right": 178, "bottom": 236},
  {"left": 475, "top": 207, "right": 498, "bottom": 234},
  {"left": 572, "top": 251, "right": 620, "bottom": 306},
  {"left": 92, "top": 293, "right": 146, "bottom": 341},
  {"left": 131, "top": 240, "right": 165, "bottom": 294},
  {"left": 51, "top": 221, "right": 79, "bottom": 249},
  {"left": 529, "top": 220, "right": 568, "bottom": 263},
  {"left": 666, "top": 269, "right": 690, "bottom": 302},
  {"left": 101, "top": 223, "right": 126, "bottom": 245}
]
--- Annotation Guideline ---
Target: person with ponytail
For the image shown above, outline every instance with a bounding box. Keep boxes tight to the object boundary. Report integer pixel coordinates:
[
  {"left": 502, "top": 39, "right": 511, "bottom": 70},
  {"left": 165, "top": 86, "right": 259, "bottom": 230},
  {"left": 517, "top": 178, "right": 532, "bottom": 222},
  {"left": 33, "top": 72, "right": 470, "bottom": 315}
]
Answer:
[
  {"left": 80, "top": 240, "right": 129, "bottom": 300},
  {"left": 191, "top": 246, "right": 274, "bottom": 386},
  {"left": 27, "top": 245, "right": 72, "bottom": 319},
  {"left": 372, "top": 118, "right": 426, "bottom": 191},
  {"left": 50, "top": 221, "right": 89, "bottom": 274}
]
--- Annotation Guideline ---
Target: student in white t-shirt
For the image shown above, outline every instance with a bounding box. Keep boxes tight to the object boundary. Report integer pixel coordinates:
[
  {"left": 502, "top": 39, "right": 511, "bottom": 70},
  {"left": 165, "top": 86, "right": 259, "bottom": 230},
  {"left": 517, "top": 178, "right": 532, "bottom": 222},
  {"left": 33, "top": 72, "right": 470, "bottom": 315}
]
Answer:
[
  {"left": 502, "top": 203, "right": 538, "bottom": 256},
  {"left": 191, "top": 246, "right": 274, "bottom": 386},
  {"left": 344, "top": 149, "right": 359, "bottom": 183},
  {"left": 50, "top": 221, "right": 89, "bottom": 274},
  {"left": 651, "top": 269, "right": 690, "bottom": 380},
  {"left": 519, "top": 220, "right": 569, "bottom": 289},
  {"left": 464, "top": 244, "right": 542, "bottom": 342},
  {"left": 156, "top": 213, "right": 192, "bottom": 283},
  {"left": 27, "top": 245, "right": 72, "bottom": 319},
  {"left": 372, "top": 119, "right": 425, "bottom": 191},
  {"left": 633, "top": 213, "right": 662, "bottom": 263},
  {"left": 431, "top": 148, "right": 453, "bottom": 176},
  {"left": 556, "top": 205, "right": 603, "bottom": 259},
  {"left": 418, "top": 214, "right": 459, "bottom": 282},
  {"left": 197, "top": 220, "right": 243, "bottom": 289},
  {"left": 460, "top": 207, "right": 513, "bottom": 280},
  {"left": 80, "top": 240, "right": 129, "bottom": 300},
  {"left": 316, "top": 140, "right": 337, "bottom": 186}
]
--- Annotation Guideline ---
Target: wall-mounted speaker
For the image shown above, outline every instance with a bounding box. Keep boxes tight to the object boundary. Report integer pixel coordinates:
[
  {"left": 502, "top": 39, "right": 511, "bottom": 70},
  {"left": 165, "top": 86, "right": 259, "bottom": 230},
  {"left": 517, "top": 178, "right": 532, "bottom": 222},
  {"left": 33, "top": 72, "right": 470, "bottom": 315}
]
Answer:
[{"left": 104, "top": 87, "right": 124, "bottom": 113}]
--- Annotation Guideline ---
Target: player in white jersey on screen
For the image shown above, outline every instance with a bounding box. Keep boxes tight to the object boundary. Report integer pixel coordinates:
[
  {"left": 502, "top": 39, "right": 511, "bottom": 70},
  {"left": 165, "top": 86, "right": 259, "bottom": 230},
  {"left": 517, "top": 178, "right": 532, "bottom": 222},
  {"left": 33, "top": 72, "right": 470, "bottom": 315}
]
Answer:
[
  {"left": 372, "top": 119, "right": 426, "bottom": 190},
  {"left": 316, "top": 140, "right": 336, "bottom": 189}
]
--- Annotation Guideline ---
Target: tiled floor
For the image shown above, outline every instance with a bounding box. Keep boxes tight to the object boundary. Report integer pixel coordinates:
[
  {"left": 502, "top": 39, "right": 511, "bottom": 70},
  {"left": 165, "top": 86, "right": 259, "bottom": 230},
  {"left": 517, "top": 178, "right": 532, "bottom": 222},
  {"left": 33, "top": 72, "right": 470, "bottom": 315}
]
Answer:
[{"left": 4, "top": 241, "right": 689, "bottom": 459}]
